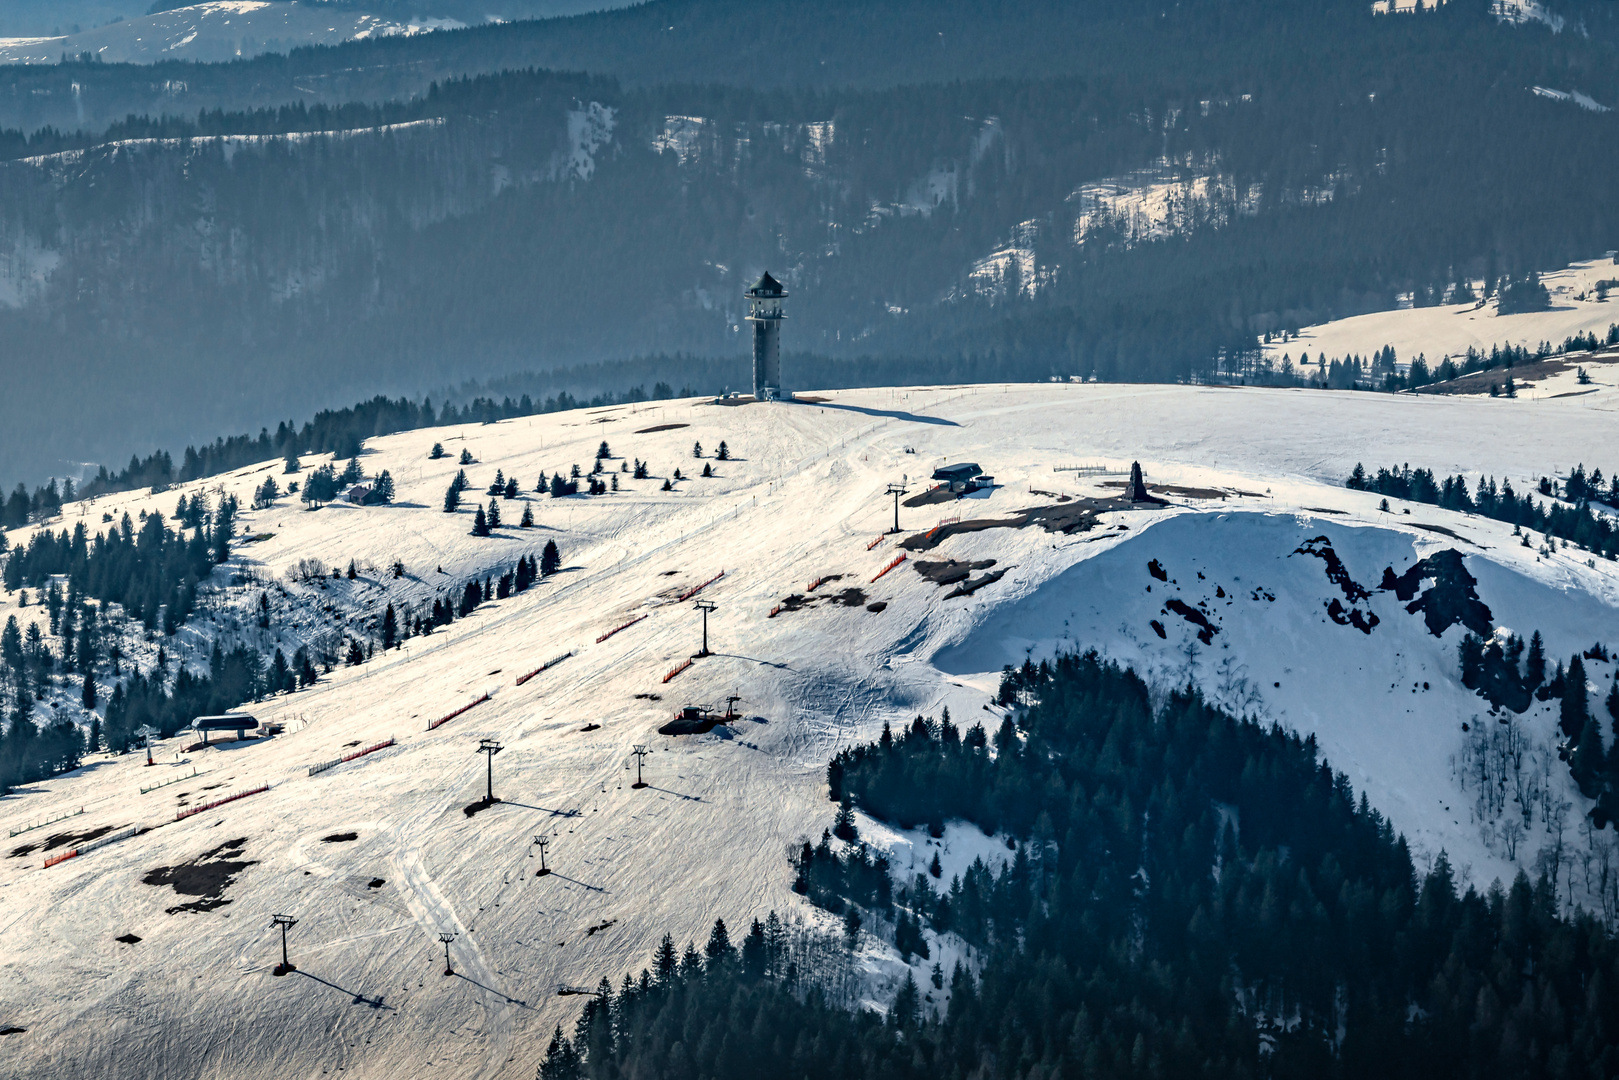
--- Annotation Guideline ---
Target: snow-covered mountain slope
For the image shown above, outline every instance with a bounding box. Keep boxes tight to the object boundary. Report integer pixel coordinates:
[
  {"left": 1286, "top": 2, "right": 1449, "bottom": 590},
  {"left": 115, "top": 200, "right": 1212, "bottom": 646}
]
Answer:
[
  {"left": 2, "top": 382, "right": 1618, "bottom": 1078},
  {"left": 1261, "top": 255, "right": 1619, "bottom": 368},
  {"left": 0, "top": 2, "right": 461, "bottom": 66}
]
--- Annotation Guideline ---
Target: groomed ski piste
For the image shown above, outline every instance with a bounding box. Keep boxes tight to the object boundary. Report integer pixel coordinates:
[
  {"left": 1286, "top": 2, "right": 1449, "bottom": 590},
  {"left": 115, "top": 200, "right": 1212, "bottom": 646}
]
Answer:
[{"left": 2, "top": 371, "right": 1619, "bottom": 1078}]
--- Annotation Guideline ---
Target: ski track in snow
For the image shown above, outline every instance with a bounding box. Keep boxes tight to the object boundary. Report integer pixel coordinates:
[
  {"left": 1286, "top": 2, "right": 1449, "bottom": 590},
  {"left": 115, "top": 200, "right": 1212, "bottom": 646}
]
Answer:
[{"left": 1, "top": 381, "right": 1618, "bottom": 1077}]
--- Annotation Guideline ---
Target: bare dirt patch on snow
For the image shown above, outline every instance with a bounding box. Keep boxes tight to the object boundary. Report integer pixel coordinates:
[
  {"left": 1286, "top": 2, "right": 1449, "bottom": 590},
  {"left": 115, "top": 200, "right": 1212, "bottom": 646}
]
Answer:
[{"left": 142, "top": 837, "right": 255, "bottom": 915}]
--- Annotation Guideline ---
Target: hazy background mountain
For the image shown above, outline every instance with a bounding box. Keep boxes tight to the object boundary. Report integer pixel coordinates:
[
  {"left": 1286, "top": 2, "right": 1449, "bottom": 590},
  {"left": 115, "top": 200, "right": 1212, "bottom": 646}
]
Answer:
[
  {"left": 0, "top": 0, "right": 626, "bottom": 39},
  {"left": 0, "top": 0, "right": 1615, "bottom": 483}
]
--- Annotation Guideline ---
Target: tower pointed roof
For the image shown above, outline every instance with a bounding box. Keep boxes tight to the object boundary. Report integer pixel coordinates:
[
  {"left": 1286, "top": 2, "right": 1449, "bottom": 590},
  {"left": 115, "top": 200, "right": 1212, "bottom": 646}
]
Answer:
[{"left": 745, "top": 271, "right": 786, "bottom": 297}]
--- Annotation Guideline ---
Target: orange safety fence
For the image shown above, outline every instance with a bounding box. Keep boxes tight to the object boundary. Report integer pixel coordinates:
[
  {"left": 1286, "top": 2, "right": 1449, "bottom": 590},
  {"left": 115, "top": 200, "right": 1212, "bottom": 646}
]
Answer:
[
  {"left": 677, "top": 570, "right": 725, "bottom": 602},
  {"left": 516, "top": 651, "right": 574, "bottom": 685},
  {"left": 175, "top": 784, "right": 269, "bottom": 822},
  {"left": 866, "top": 535, "right": 885, "bottom": 550},
  {"left": 871, "top": 554, "right": 907, "bottom": 582},
  {"left": 428, "top": 693, "right": 489, "bottom": 732},
  {"left": 768, "top": 605, "right": 782, "bottom": 618},
  {"left": 662, "top": 658, "right": 694, "bottom": 683},
  {"left": 596, "top": 616, "right": 646, "bottom": 644},
  {"left": 42, "top": 849, "right": 78, "bottom": 869},
  {"left": 342, "top": 738, "right": 395, "bottom": 764},
  {"left": 806, "top": 577, "right": 824, "bottom": 592}
]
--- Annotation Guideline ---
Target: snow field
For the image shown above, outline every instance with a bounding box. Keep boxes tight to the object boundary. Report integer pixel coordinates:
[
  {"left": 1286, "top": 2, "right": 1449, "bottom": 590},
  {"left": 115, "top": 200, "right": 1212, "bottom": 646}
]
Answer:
[
  {"left": 1260, "top": 256, "right": 1619, "bottom": 372},
  {"left": 0, "top": 381, "right": 1617, "bottom": 1077}
]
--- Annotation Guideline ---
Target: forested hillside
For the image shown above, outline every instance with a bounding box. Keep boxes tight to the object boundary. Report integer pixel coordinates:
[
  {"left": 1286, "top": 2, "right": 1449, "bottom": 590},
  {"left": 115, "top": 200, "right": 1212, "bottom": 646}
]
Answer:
[
  {"left": 546, "top": 653, "right": 1619, "bottom": 1079},
  {"left": 0, "top": 0, "right": 1615, "bottom": 488}
]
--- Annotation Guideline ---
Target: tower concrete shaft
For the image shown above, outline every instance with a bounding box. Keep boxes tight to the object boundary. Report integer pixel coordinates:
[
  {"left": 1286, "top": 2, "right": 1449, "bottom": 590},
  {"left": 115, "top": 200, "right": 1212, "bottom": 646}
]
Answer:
[{"left": 745, "top": 271, "right": 787, "bottom": 400}]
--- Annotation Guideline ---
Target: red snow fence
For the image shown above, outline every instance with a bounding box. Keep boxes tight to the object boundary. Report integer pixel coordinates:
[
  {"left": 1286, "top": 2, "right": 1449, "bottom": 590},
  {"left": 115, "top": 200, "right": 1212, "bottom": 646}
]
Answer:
[
  {"left": 662, "top": 658, "right": 694, "bottom": 684},
  {"left": 516, "top": 651, "right": 574, "bottom": 685},
  {"left": 768, "top": 604, "right": 782, "bottom": 618},
  {"left": 806, "top": 577, "right": 825, "bottom": 592},
  {"left": 596, "top": 616, "right": 646, "bottom": 644},
  {"left": 175, "top": 784, "right": 269, "bottom": 822},
  {"left": 871, "top": 554, "right": 907, "bottom": 583},
  {"left": 677, "top": 571, "right": 725, "bottom": 602},
  {"left": 866, "top": 535, "right": 885, "bottom": 551},
  {"left": 428, "top": 693, "right": 490, "bottom": 732},
  {"left": 308, "top": 737, "right": 396, "bottom": 777},
  {"left": 42, "top": 825, "right": 140, "bottom": 868}
]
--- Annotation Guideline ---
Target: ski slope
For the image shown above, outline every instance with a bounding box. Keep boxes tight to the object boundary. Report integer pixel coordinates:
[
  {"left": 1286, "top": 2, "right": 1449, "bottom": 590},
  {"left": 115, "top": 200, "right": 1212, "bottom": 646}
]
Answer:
[
  {"left": 1261, "top": 256, "right": 1619, "bottom": 368},
  {"left": 1, "top": 381, "right": 1618, "bottom": 1078}
]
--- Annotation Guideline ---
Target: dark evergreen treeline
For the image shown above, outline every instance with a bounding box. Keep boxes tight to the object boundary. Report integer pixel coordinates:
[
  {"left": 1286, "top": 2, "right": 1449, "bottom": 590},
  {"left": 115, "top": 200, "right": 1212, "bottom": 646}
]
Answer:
[
  {"left": 3, "top": 500, "right": 235, "bottom": 631},
  {"left": 1347, "top": 462, "right": 1619, "bottom": 558},
  {"left": 549, "top": 651, "right": 1619, "bottom": 1077},
  {"left": 535, "top": 918, "right": 906, "bottom": 1080}
]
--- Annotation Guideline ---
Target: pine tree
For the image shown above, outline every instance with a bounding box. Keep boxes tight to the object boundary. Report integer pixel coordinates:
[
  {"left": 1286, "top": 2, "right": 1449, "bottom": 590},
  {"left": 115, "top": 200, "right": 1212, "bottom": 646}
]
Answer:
[
  {"left": 717, "top": 440, "right": 730, "bottom": 461},
  {"left": 382, "top": 604, "right": 398, "bottom": 650},
  {"left": 346, "top": 559, "right": 357, "bottom": 580},
  {"left": 654, "top": 933, "right": 679, "bottom": 984},
  {"left": 486, "top": 500, "right": 502, "bottom": 530},
  {"left": 459, "top": 448, "right": 475, "bottom": 465},
  {"left": 520, "top": 504, "right": 534, "bottom": 528},
  {"left": 597, "top": 440, "right": 611, "bottom": 460},
  {"left": 705, "top": 917, "right": 732, "bottom": 963},
  {"left": 833, "top": 791, "right": 858, "bottom": 841},
  {"left": 504, "top": 477, "right": 518, "bottom": 500},
  {"left": 81, "top": 670, "right": 96, "bottom": 709},
  {"left": 472, "top": 506, "right": 490, "bottom": 537},
  {"left": 537, "top": 1025, "right": 580, "bottom": 1080},
  {"left": 346, "top": 638, "right": 365, "bottom": 666},
  {"left": 693, "top": 440, "right": 703, "bottom": 458},
  {"left": 1572, "top": 713, "right": 1605, "bottom": 796},
  {"left": 541, "top": 540, "right": 561, "bottom": 576},
  {"left": 661, "top": 477, "right": 672, "bottom": 491},
  {"left": 429, "top": 442, "right": 446, "bottom": 460},
  {"left": 1526, "top": 630, "right": 1546, "bottom": 687},
  {"left": 1608, "top": 672, "right": 1619, "bottom": 728},
  {"left": 283, "top": 450, "right": 301, "bottom": 474},
  {"left": 367, "top": 471, "right": 394, "bottom": 504},
  {"left": 702, "top": 462, "right": 712, "bottom": 477},
  {"left": 488, "top": 469, "right": 505, "bottom": 496},
  {"left": 442, "top": 482, "right": 461, "bottom": 513},
  {"left": 1561, "top": 654, "right": 1590, "bottom": 740}
]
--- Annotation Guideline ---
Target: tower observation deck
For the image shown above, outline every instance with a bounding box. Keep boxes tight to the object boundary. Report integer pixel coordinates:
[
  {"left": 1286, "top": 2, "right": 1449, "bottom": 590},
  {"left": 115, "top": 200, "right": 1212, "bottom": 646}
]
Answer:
[{"left": 745, "top": 271, "right": 787, "bottom": 401}]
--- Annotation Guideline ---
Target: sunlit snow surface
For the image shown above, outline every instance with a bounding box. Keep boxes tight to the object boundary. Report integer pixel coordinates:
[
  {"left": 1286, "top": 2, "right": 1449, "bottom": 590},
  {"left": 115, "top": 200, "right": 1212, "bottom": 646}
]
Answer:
[
  {"left": 1, "top": 379, "right": 1618, "bottom": 1076},
  {"left": 1262, "top": 257, "right": 1619, "bottom": 370},
  {"left": 0, "top": 2, "right": 462, "bottom": 65}
]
